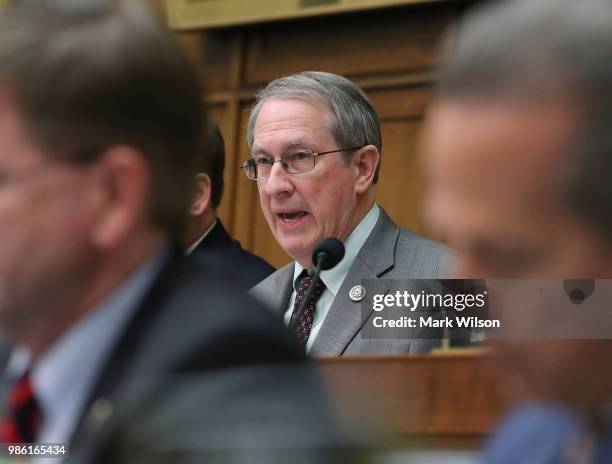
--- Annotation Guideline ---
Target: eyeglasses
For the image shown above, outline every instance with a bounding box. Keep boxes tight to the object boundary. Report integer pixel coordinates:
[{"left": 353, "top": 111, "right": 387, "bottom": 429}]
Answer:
[{"left": 241, "top": 147, "right": 362, "bottom": 181}]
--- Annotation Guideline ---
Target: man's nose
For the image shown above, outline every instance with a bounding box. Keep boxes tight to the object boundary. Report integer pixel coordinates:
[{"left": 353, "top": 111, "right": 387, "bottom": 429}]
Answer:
[{"left": 262, "top": 160, "right": 294, "bottom": 197}]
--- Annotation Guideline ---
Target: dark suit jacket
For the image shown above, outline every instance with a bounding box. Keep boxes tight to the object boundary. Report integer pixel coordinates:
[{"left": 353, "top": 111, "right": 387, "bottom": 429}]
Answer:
[
  {"left": 191, "top": 220, "right": 275, "bottom": 288},
  {"left": 1, "top": 247, "right": 333, "bottom": 463}
]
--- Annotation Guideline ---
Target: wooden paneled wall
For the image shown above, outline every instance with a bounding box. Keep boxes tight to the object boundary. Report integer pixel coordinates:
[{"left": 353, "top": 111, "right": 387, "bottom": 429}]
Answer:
[{"left": 170, "top": 2, "right": 464, "bottom": 268}]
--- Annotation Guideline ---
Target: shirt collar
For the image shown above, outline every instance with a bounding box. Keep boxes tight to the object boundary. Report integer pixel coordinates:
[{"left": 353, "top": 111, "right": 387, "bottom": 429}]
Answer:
[
  {"left": 7, "top": 246, "right": 168, "bottom": 442},
  {"left": 185, "top": 218, "right": 218, "bottom": 255},
  {"left": 293, "top": 204, "right": 380, "bottom": 296}
]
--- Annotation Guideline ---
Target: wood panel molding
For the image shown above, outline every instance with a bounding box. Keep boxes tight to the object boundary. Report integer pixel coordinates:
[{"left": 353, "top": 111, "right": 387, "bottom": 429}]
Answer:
[{"left": 168, "top": 0, "right": 451, "bottom": 30}]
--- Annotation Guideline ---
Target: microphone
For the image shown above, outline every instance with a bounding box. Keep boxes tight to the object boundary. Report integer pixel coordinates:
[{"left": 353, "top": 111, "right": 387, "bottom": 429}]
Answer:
[
  {"left": 289, "top": 238, "right": 345, "bottom": 330},
  {"left": 312, "top": 237, "right": 345, "bottom": 272}
]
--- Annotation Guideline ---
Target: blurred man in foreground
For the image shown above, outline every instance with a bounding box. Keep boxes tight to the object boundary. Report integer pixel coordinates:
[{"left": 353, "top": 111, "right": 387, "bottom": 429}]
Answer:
[
  {"left": 0, "top": 1, "right": 329, "bottom": 462},
  {"left": 183, "top": 116, "right": 274, "bottom": 287},
  {"left": 424, "top": 0, "right": 612, "bottom": 461},
  {"left": 248, "top": 71, "right": 447, "bottom": 355}
]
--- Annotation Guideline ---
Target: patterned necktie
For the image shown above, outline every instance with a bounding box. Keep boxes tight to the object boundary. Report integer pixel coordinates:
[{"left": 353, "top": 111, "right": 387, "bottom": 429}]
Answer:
[
  {"left": 1, "top": 371, "right": 41, "bottom": 443},
  {"left": 290, "top": 271, "right": 326, "bottom": 347}
]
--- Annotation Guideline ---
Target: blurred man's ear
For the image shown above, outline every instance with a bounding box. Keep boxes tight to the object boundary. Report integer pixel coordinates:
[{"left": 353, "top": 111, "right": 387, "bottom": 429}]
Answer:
[
  {"left": 89, "top": 146, "right": 151, "bottom": 250},
  {"left": 353, "top": 145, "right": 380, "bottom": 194},
  {"left": 190, "top": 173, "right": 212, "bottom": 216}
]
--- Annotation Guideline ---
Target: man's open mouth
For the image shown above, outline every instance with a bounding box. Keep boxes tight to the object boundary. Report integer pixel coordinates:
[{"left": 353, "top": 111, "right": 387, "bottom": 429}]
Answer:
[{"left": 278, "top": 211, "right": 308, "bottom": 223}]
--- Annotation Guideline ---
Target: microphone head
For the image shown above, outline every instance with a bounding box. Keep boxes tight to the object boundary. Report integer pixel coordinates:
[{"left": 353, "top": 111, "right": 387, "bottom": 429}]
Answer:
[{"left": 312, "top": 237, "right": 345, "bottom": 271}]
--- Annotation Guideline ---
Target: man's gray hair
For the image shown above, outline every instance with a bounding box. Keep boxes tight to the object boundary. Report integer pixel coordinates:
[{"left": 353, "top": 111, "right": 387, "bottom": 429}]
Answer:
[
  {"left": 247, "top": 71, "right": 382, "bottom": 183},
  {"left": 439, "top": 0, "right": 612, "bottom": 244}
]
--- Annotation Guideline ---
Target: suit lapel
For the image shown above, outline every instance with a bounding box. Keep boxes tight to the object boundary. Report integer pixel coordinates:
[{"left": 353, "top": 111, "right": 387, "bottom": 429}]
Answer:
[
  {"left": 311, "top": 209, "right": 399, "bottom": 355},
  {"left": 264, "top": 263, "right": 295, "bottom": 316},
  {"left": 310, "top": 258, "right": 383, "bottom": 356},
  {"left": 67, "top": 249, "right": 186, "bottom": 459}
]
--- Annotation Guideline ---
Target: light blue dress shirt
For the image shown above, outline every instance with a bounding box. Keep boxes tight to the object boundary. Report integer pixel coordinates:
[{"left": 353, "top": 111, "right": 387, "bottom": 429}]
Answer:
[
  {"left": 5, "top": 247, "right": 167, "bottom": 454},
  {"left": 284, "top": 204, "right": 380, "bottom": 353}
]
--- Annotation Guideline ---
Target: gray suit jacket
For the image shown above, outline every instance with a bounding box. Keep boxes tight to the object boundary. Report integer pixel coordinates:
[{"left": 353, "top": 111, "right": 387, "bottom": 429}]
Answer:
[{"left": 251, "top": 208, "right": 448, "bottom": 356}]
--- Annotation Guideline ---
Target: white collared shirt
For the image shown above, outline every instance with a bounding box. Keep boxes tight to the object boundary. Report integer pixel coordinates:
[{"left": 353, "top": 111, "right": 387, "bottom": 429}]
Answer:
[
  {"left": 284, "top": 204, "right": 380, "bottom": 353},
  {"left": 185, "top": 218, "right": 218, "bottom": 255}
]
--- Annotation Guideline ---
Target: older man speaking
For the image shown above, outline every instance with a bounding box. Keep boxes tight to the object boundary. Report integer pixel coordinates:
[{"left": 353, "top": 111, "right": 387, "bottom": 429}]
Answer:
[{"left": 249, "top": 71, "right": 447, "bottom": 356}]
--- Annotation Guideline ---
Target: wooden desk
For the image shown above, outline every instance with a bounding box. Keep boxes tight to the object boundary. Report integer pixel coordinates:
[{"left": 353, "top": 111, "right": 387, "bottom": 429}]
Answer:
[{"left": 316, "top": 352, "right": 508, "bottom": 449}]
